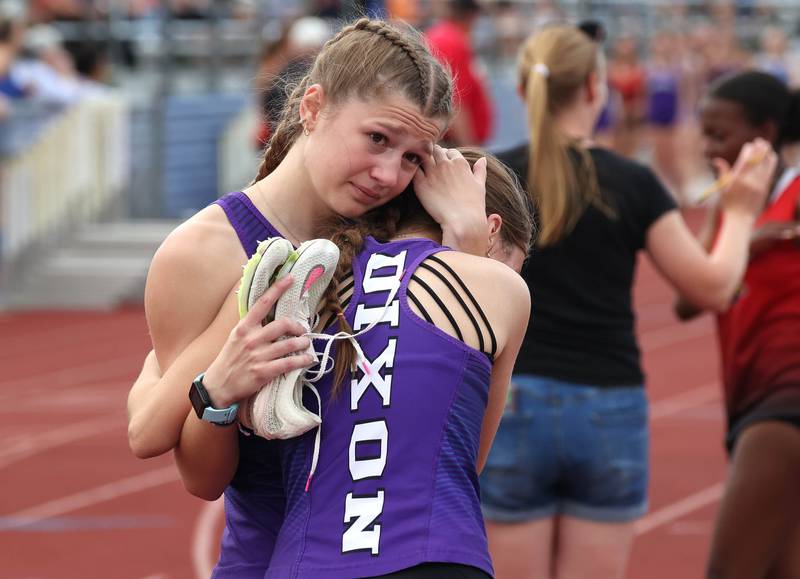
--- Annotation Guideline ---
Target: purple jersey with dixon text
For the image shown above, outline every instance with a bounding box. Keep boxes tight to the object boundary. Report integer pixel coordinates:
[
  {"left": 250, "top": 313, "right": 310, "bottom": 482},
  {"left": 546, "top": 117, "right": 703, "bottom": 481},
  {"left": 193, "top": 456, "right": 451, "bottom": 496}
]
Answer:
[{"left": 266, "top": 236, "right": 494, "bottom": 578}]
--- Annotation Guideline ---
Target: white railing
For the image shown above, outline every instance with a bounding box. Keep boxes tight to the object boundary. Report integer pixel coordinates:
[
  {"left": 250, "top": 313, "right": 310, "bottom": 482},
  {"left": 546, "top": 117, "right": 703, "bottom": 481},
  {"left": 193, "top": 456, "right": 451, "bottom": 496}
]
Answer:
[{"left": 0, "top": 95, "right": 130, "bottom": 265}]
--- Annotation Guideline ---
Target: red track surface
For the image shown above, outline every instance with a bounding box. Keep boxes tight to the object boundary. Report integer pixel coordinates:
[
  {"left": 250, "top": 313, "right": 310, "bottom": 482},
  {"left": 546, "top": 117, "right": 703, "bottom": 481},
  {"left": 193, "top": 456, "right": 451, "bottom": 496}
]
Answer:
[{"left": 0, "top": 210, "right": 728, "bottom": 578}]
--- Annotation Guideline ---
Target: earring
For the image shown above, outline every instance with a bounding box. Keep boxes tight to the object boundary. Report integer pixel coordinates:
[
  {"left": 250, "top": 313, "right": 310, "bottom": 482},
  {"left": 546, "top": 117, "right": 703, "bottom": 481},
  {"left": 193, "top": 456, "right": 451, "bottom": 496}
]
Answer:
[
  {"left": 487, "top": 238, "right": 494, "bottom": 258},
  {"left": 303, "top": 126, "right": 310, "bottom": 136}
]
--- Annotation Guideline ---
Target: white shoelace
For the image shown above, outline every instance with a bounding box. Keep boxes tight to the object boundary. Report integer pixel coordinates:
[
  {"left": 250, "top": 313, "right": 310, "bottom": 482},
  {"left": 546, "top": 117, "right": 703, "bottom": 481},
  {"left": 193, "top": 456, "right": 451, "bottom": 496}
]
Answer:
[{"left": 299, "top": 278, "right": 402, "bottom": 491}]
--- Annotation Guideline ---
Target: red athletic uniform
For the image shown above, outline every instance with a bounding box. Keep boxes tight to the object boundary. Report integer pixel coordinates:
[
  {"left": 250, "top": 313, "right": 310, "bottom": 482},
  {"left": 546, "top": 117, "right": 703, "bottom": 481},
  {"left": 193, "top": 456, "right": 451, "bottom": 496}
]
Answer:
[{"left": 716, "top": 172, "right": 800, "bottom": 423}]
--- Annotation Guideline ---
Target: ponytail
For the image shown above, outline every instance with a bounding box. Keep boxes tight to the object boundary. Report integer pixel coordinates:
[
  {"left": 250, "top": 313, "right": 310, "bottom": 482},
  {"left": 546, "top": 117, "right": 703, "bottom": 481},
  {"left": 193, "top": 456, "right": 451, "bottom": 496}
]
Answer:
[
  {"left": 525, "top": 63, "right": 575, "bottom": 246},
  {"left": 518, "top": 26, "right": 609, "bottom": 246}
]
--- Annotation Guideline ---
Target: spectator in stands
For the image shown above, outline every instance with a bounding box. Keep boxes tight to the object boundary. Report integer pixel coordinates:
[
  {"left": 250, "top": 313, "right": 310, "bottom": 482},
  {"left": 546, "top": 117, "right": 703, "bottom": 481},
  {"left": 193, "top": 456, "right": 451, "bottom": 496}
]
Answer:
[
  {"left": 29, "top": 0, "right": 84, "bottom": 23},
  {"left": 0, "top": 0, "right": 27, "bottom": 101},
  {"left": 8, "top": 24, "right": 82, "bottom": 106},
  {"left": 169, "top": 0, "right": 209, "bottom": 20},
  {"left": 313, "top": 0, "right": 342, "bottom": 19},
  {"left": 426, "top": 0, "right": 492, "bottom": 146},
  {"left": 63, "top": 40, "right": 111, "bottom": 96},
  {"left": 386, "top": 0, "right": 420, "bottom": 25},
  {"left": 754, "top": 25, "right": 791, "bottom": 86}
]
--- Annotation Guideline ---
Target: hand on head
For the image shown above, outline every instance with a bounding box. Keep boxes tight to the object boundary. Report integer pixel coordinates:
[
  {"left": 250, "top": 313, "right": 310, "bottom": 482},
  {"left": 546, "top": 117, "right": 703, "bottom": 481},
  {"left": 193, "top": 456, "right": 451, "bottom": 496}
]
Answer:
[
  {"left": 412, "top": 144, "right": 489, "bottom": 252},
  {"left": 715, "top": 138, "right": 778, "bottom": 216}
]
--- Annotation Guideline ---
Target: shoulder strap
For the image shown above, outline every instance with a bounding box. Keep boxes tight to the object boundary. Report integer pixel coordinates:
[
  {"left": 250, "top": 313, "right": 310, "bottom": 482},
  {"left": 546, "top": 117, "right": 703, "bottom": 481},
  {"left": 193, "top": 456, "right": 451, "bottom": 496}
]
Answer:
[{"left": 214, "top": 192, "right": 282, "bottom": 256}]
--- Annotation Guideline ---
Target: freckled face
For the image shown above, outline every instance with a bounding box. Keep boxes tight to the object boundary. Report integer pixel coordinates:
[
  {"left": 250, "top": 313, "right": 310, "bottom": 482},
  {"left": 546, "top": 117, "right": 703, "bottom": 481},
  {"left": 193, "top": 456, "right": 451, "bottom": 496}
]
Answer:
[{"left": 304, "top": 95, "right": 445, "bottom": 218}]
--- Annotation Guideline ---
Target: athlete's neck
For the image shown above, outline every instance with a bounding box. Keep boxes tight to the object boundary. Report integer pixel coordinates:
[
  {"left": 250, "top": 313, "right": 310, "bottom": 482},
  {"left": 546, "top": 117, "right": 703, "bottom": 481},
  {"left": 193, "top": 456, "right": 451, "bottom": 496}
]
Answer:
[
  {"left": 391, "top": 225, "right": 442, "bottom": 244},
  {"left": 246, "top": 147, "right": 330, "bottom": 243},
  {"left": 554, "top": 98, "right": 597, "bottom": 142}
]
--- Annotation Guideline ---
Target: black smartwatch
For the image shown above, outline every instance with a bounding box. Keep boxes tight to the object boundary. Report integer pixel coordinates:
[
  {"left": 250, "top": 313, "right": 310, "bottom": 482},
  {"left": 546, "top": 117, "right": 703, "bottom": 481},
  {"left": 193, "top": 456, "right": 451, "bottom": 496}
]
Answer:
[{"left": 189, "top": 372, "right": 239, "bottom": 426}]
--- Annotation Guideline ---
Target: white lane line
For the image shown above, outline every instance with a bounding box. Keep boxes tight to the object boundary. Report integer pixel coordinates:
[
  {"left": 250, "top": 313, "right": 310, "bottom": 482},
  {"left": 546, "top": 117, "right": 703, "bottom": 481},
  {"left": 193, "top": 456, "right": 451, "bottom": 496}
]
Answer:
[
  {"left": 2, "top": 466, "right": 180, "bottom": 531},
  {"left": 192, "top": 498, "right": 224, "bottom": 579},
  {"left": 0, "top": 385, "right": 129, "bottom": 414},
  {"left": 637, "top": 383, "right": 725, "bottom": 537},
  {"left": 0, "top": 414, "right": 124, "bottom": 469},
  {"left": 650, "top": 383, "right": 720, "bottom": 420},
  {"left": 635, "top": 482, "right": 725, "bottom": 536},
  {"left": 0, "top": 354, "right": 144, "bottom": 395}
]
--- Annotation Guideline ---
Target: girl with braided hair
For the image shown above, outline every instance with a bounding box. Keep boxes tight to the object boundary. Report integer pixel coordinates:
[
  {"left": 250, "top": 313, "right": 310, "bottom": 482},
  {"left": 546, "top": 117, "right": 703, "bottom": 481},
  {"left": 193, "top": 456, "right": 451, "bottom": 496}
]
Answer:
[
  {"left": 127, "top": 17, "right": 483, "bottom": 455},
  {"left": 177, "top": 147, "right": 534, "bottom": 578},
  {"left": 124, "top": 16, "right": 487, "bottom": 569}
]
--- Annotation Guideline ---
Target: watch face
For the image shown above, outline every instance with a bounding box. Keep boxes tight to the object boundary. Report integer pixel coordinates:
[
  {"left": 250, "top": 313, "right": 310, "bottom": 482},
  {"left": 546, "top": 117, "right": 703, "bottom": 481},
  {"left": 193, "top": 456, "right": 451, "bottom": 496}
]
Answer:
[
  {"left": 189, "top": 376, "right": 210, "bottom": 419},
  {"left": 189, "top": 374, "right": 238, "bottom": 425}
]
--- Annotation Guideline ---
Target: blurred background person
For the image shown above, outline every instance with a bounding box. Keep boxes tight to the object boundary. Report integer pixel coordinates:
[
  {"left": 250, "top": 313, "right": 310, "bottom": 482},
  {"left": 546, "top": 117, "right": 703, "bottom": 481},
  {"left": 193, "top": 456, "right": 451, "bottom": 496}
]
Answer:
[
  {"left": 645, "top": 29, "right": 685, "bottom": 203},
  {"left": 63, "top": 40, "right": 111, "bottom": 93},
  {"left": 29, "top": 0, "right": 85, "bottom": 23},
  {"left": 426, "top": 0, "right": 492, "bottom": 146},
  {"left": 8, "top": 23, "right": 83, "bottom": 106},
  {"left": 386, "top": 0, "right": 420, "bottom": 25},
  {"left": 0, "top": 0, "right": 27, "bottom": 103},
  {"left": 607, "top": 33, "right": 646, "bottom": 158},
  {"left": 479, "top": 24, "right": 776, "bottom": 579},
  {"left": 753, "top": 25, "right": 792, "bottom": 85},
  {"left": 253, "top": 15, "right": 332, "bottom": 148},
  {"left": 675, "top": 70, "right": 800, "bottom": 579}
]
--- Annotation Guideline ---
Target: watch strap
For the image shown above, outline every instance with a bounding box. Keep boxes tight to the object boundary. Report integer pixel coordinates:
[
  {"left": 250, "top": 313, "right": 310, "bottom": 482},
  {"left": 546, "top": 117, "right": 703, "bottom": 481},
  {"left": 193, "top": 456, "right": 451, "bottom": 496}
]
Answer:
[{"left": 190, "top": 372, "right": 239, "bottom": 426}]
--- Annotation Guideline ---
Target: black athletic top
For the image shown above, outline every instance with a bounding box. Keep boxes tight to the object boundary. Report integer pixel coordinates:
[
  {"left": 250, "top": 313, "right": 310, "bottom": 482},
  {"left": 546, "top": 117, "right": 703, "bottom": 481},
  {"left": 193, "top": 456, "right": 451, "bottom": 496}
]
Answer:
[{"left": 499, "top": 143, "right": 677, "bottom": 386}]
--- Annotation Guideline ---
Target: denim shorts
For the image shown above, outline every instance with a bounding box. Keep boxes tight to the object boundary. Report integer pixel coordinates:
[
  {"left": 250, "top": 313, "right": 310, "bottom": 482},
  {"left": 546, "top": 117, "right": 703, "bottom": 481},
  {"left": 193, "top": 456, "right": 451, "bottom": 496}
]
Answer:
[{"left": 480, "top": 375, "right": 649, "bottom": 523}]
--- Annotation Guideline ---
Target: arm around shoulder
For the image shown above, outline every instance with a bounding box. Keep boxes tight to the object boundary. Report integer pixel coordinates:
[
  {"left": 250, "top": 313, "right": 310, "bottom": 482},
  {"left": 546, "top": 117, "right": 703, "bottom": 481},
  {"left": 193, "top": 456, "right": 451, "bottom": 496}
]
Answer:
[
  {"left": 128, "top": 212, "right": 245, "bottom": 458},
  {"left": 174, "top": 412, "right": 239, "bottom": 501}
]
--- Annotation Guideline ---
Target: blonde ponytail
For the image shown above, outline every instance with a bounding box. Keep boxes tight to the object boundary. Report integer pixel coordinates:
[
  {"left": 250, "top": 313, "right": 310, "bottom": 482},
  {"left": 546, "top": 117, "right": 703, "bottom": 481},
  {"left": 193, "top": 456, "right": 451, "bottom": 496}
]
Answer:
[{"left": 518, "top": 26, "right": 610, "bottom": 246}]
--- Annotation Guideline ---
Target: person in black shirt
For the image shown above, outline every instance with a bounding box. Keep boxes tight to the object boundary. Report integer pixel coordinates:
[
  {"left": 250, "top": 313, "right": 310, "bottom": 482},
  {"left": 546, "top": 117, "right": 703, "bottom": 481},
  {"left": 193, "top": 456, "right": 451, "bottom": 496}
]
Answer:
[{"left": 479, "top": 25, "right": 777, "bottom": 579}]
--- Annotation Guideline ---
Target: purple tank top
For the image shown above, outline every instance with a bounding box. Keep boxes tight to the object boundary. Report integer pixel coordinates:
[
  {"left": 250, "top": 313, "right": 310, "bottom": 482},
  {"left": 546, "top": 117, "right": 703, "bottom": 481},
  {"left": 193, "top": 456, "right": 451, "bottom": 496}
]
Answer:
[
  {"left": 266, "top": 236, "right": 494, "bottom": 578},
  {"left": 212, "top": 191, "right": 286, "bottom": 578}
]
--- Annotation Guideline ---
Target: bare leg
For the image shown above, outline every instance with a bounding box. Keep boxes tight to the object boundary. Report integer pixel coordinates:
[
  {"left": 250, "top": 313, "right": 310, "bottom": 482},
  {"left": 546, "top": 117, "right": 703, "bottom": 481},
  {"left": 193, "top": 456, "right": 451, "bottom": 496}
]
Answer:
[
  {"left": 486, "top": 517, "right": 555, "bottom": 579},
  {"left": 767, "top": 516, "right": 800, "bottom": 579},
  {"left": 555, "top": 516, "right": 636, "bottom": 579},
  {"left": 707, "top": 421, "right": 800, "bottom": 579}
]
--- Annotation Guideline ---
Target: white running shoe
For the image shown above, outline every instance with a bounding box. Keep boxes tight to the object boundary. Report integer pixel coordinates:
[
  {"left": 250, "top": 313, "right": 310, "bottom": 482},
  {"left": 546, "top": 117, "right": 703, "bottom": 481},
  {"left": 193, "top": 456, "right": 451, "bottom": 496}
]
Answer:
[
  {"left": 237, "top": 237, "right": 294, "bottom": 322},
  {"left": 237, "top": 237, "right": 295, "bottom": 432},
  {"left": 240, "top": 238, "right": 340, "bottom": 440}
]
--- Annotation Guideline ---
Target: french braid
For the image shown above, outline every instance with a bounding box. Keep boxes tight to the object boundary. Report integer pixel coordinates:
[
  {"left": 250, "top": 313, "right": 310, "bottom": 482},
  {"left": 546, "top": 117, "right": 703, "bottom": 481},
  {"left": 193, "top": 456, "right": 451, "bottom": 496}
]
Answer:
[{"left": 252, "top": 17, "right": 452, "bottom": 186}]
